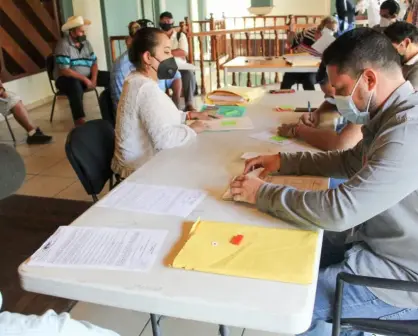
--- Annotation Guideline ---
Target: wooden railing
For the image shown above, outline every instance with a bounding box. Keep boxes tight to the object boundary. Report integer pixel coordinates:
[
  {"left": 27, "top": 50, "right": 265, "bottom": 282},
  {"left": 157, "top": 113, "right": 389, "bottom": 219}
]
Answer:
[{"left": 0, "top": 0, "right": 61, "bottom": 82}]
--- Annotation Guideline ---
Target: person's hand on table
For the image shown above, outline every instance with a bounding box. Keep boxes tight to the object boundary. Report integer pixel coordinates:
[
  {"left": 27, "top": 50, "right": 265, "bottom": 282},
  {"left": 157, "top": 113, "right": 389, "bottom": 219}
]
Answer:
[
  {"left": 300, "top": 112, "right": 318, "bottom": 127},
  {"left": 230, "top": 174, "right": 265, "bottom": 204},
  {"left": 189, "top": 120, "right": 209, "bottom": 133},
  {"left": 277, "top": 123, "right": 299, "bottom": 138},
  {"left": 188, "top": 111, "right": 219, "bottom": 120},
  {"left": 244, "top": 154, "right": 281, "bottom": 179}
]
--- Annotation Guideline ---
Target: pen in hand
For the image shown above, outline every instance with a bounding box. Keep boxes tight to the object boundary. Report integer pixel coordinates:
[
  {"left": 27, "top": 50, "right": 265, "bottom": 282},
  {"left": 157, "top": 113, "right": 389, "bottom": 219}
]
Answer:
[{"left": 308, "top": 101, "right": 312, "bottom": 122}]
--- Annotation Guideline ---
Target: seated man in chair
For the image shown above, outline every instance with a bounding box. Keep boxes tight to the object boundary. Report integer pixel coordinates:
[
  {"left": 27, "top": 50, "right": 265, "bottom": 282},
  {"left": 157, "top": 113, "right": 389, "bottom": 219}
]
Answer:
[
  {"left": 54, "top": 16, "right": 110, "bottom": 126},
  {"left": 0, "top": 79, "right": 52, "bottom": 145},
  {"left": 110, "top": 19, "right": 182, "bottom": 110}
]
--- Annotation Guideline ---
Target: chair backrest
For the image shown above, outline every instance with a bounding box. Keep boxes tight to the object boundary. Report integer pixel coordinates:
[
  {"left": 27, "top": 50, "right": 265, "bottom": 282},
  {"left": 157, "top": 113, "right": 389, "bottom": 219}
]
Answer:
[
  {"left": 65, "top": 120, "right": 115, "bottom": 197},
  {"left": 45, "top": 54, "right": 56, "bottom": 93},
  {"left": 99, "top": 89, "right": 116, "bottom": 127}
]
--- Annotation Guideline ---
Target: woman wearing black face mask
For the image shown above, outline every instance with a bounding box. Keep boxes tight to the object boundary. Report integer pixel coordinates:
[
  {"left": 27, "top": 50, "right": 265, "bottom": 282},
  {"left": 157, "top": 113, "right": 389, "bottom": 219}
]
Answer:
[{"left": 112, "top": 28, "right": 210, "bottom": 179}]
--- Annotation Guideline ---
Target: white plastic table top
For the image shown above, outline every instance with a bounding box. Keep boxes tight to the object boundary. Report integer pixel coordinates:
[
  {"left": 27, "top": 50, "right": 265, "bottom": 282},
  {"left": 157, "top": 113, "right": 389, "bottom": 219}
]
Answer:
[{"left": 19, "top": 91, "right": 327, "bottom": 335}]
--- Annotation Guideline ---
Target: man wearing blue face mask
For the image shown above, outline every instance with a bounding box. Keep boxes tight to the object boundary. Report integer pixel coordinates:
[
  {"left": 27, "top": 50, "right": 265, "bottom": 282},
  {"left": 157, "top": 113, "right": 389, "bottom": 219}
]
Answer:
[{"left": 230, "top": 27, "right": 418, "bottom": 335}]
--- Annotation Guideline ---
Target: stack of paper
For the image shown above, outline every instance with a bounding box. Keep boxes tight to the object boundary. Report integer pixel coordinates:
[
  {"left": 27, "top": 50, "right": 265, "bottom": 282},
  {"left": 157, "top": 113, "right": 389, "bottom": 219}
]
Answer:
[
  {"left": 203, "top": 116, "right": 254, "bottom": 132},
  {"left": 170, "top": 219, "right": 319, "bottom": 284},
  {"left": 27, "top": 226, "right": 168, "bottom": 272},
  {"left": 206, "top": 86, "right": 264, "bottom": 105},
  {"left": 311, "top": 33, "right": 336, "bottom": 54}
]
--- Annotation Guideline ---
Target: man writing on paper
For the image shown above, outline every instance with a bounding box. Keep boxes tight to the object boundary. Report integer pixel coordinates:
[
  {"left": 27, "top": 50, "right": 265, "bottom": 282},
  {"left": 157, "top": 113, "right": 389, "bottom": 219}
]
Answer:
[
  {"left": 0, "top": 144, "right": 120, "bottom": 336},
  {"left": 230, "top": 28, "right": 418, "bottom": 335}
]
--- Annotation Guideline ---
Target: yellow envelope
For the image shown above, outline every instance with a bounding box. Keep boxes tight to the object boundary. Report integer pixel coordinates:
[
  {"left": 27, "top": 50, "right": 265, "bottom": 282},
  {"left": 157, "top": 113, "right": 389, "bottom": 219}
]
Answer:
[
  {"left": 170, "top": 220, "right": 319, "bottom": 284},
  {"left": 205, "top": 86, "right": 264, "bottom": 105}
]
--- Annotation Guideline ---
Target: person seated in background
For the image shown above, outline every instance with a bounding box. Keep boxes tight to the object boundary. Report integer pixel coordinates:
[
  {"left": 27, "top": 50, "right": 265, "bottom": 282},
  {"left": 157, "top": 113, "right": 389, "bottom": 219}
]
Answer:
[
  {"left": 0, "top": 80, "right": 52, "bottom": 145},
  {"left": 277, "top": 62, "right": 362, "bottom": 151},
  {"left": 335, "top": 0, "right": 356, "bottom": 34},
  {"left": 54, "top": 16, "right": 110, "bottom": 126},
  {"left": 230, "top": 28, "right": 418, "bottom": 336},
  {"left": 384, "top": 21, "right": 418, "bottom": 88},
  {"left": 0, "top": 144, "right": 119, "bottom": 335},
  {"left": 372, "top": 0, "right": 400, "bottom": 32},
  {"left": 111, "top": 19, "right": 183, "bottom": 110},
  {"left": 281, "top": 16, "right": 338, "bottom": 91},
  {"left": 159, "top": 11, "right": 196, "bottom": 111},
  {"left": 112, "top": 28, "right": 212, "bottom": 179}
]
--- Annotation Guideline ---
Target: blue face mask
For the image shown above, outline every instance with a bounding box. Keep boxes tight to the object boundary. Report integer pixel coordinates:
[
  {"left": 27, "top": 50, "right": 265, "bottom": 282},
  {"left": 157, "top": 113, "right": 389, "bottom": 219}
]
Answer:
[{"left": 334, "top": 74, "right": 373, "bottom": 125}]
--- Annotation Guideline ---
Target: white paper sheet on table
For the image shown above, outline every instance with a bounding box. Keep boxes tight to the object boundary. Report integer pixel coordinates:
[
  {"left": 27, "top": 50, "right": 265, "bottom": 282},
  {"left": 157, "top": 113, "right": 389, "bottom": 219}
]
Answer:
[
  {"left": 311, "top": 33, "right": 335, "bottom": 54},
  {"left": 249, "top": 130, "right": 292, "bottom": 145},
  {"left": 98, "top": 182, "right": 206, "bottom": 217},
  {"left": 241, "top": 152, "right": 277, "bottom": 160},
  {"left": 27, "top": 226, "right": 168, "bottom": 272},
  {"left": 203, "top": 116, "right": 254, "bottom": 131}
]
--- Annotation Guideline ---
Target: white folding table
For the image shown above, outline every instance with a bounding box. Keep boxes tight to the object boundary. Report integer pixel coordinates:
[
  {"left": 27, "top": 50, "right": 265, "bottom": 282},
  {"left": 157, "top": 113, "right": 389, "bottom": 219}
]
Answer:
[{"left": 19, "top": 91, "right": 328, "bottom": 336}]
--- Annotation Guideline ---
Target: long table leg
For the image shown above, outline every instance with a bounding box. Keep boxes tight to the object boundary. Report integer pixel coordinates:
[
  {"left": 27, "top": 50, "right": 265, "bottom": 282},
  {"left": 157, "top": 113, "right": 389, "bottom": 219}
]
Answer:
[
  {"left": 150, "top": 314, "right": 162, "bottom": 336},
  {"left": 219, "top": 324, "right": 230, "bottom": 336}
]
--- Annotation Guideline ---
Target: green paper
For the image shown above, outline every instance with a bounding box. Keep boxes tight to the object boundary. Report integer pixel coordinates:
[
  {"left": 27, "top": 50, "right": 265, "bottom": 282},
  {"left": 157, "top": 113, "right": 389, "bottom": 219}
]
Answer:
[
  {"left": 202, "top": 105, "right": 246, "bottom": 118},
  {"left": 270, "top": 135, "right": 287, "bottom": 142},
  {"left": 278, "top": 105, "right": 294, "bottom": 110},
  {"left": 222, "top": 120, "right": 237, "bottom": 126}
]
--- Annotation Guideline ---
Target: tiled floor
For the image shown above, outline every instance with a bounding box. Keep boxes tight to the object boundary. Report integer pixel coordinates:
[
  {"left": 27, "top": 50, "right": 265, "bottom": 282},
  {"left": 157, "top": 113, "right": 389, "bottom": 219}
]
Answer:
[{"left": 1, "top": 89, "right": 291, "bottom": 336}]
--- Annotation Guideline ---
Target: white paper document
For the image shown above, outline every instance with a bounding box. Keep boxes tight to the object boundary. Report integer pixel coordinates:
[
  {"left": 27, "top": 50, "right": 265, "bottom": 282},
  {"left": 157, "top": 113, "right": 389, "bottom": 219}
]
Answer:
[
  {"left": 27, "top": 226, "right": 168, "bottom": 272},
  {"left": 249, "top": 130, "right": 292, "bottom": 145},
  {"left": 203, "top": 116, "right": 254, "bottom": 131},
  {"left": 98, "top": 182, "right": 206, "bottom": 217},
  {"left": 241, "top": 152, "right": 276, "bottom": 160},
  {"left": 311, "top": 33, "right": 335, "bottom": 54}
]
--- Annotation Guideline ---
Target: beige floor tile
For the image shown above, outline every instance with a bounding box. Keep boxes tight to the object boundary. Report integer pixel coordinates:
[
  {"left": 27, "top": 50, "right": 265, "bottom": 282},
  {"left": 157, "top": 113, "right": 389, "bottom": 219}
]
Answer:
[
  {"left": 17, "top": 175, "right": 76, "bottom": 198},
  {"left": 23, "top": 154, "right": 64, "bottom": 174},
  {"left": 15, "top": 143, "right": 47, "bottom": 158},
  {"left": 25, "top": 174, "right": 36, "bottom": 182},
  {"left": 40, "top": 159, "right": 77, "bottom": 178},
  {"left": 31, "top": 142, "right": 67, "bottom": 159},
  {"left": 56, "top": 180, "right": 109, "bottom": 201}
]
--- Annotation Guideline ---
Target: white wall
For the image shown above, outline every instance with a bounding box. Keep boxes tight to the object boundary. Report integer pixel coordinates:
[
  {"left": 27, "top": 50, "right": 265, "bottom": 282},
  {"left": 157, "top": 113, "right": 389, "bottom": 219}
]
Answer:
[
  {"left": 73, "top": 0, "right": 108, "bottom": 70},
  {"left": 271, "top": 0, "right": 329, "bottom": 15},
  {"left": 3, "top": 72, "right": 52, "bottom": 108}
]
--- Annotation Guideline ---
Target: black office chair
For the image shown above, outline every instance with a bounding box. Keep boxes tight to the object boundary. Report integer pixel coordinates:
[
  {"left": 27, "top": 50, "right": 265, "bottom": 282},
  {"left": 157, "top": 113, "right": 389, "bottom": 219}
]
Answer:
[
  {"left": 99, "top": 88, "right": 116, "bottom": 128},
  {"left": 332, "top": 272, "right": 418, "bottom": 336},
  {"left": 65, "top": 119, "right": 117, "bottom": 202},
  {"left": 46, "top": 54, "right": 100, "bottom": 123}
]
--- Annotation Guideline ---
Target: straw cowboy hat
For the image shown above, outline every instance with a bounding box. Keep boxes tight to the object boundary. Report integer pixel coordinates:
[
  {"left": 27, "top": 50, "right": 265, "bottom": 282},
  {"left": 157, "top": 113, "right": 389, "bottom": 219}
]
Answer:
[{"left": 61, "top": 16, "right": 91, "bottom": 32}]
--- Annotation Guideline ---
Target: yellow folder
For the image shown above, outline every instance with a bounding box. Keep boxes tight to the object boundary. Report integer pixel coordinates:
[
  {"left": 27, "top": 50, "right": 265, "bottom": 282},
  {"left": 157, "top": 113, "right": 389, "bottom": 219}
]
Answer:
[
  {"left": 170, "top": 220, "right": 319, "bottom": 284},
  {"left": 205, "top": 86, "right": 264, "bottom": 105}
]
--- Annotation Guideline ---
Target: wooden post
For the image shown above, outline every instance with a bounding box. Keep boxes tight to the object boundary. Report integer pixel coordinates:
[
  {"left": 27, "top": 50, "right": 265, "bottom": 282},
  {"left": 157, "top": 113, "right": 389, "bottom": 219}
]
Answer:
[
  {"left": 260, "top": 31, "right": 266, "bottom": 86},
  {"left": 209, "top": 13, "right": 216, "bottom": 61},
  {"left": 198, "top": 36, "right": 206, "bottom": 95},
  {"left": 214, "top": 35, "right": 221, "bottom": 89},
  {"left": 274, "top": 30, "right": 279, "bottom": 83},
  {"left": 230, "top": 33, "right": 236, "bottom": 86},
  {"left": 185, "top": 17, "right": 194, "bottom": 62},
  {"left": 245, "top": 32, "right": 251, "bottom": 87}
]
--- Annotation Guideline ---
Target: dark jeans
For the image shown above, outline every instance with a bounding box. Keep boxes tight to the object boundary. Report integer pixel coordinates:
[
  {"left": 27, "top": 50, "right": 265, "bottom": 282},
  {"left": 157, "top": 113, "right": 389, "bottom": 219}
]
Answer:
[
  {"left": 336, "top": 0, "right": 355, "bottom": 31},
  {"left": 55, "top": 70, "right": 110, "bottom": 121},
  {"left": 280, "top": 72, "right": 316, "bottom": 91},
  {"left": 179, "top": 70, "right": 196, "bottom": 106}
]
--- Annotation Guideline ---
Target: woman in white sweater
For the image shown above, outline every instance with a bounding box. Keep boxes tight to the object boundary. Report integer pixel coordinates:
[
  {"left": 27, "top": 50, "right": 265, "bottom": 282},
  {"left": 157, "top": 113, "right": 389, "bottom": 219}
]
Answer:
[{"left": 112, "top": 27, "right": 209, "bottom": 178}]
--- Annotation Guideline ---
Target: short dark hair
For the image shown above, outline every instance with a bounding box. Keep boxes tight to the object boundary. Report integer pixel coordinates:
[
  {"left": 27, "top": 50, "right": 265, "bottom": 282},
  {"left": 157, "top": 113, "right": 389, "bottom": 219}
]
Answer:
[
  {"left": 129, "top": 27, "right": 165, "bottom": 69},
  {"left": 322, "top": 27, "right": 401, "bottom": 78},
  {"left": 316, "top": 61, "right": 328, "bottom": 84},
  {"left": 380, "top": 0, "right": 400, "bottom": 16},
  {"left": 160, "top": 11, "right": 173, "bottom": 20},
  {"left": 384, "top": 21, "right": 418, "bottom": 44}
]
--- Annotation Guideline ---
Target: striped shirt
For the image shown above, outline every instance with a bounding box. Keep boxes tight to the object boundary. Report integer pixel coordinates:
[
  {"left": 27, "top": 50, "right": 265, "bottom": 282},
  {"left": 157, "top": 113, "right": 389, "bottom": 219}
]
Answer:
[
  {"left": 53, "top": 35, "right": 97, "bottom": 80},
  {"left": 292, "top": 27, "right": 318, "bottom": 51}
]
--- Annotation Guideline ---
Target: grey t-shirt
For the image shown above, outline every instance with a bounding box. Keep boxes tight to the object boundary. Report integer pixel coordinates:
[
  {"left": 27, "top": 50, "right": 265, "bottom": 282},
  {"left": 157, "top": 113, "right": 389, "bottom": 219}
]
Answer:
[
  {"left": 403, "top": 56, "right": 418, "bottom": 90},
  {"left": 256, "top": 81, "right": 418, "bottom": 308},
  {"left": 53, "top": 35, "right": 97, "bottom": 80}
]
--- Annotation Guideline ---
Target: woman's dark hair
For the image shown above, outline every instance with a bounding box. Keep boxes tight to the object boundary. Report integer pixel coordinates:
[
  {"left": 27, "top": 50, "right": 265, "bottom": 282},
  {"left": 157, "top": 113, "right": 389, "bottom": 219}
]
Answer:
[{"left": 128, "top": 27, "right": 165, "bottom": 69}]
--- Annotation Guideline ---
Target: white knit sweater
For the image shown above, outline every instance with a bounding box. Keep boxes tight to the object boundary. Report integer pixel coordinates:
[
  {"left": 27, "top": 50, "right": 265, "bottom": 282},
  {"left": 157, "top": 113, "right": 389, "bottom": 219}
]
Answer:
[{"left": 112, "top": 72, "right": 196, "bottom": 178}]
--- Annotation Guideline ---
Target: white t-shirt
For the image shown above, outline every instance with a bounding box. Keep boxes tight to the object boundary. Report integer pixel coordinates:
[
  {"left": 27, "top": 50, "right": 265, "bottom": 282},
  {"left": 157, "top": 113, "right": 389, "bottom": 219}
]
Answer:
[
  {"left": 170, "top": 31, "right": 189, "bottom": 55},
  {"left": 112, "top": 72, "right": 196, "bottom": 178}
]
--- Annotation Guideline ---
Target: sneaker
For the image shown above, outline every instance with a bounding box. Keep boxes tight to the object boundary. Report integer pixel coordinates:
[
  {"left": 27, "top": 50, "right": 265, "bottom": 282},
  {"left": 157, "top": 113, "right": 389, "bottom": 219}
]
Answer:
[{"left": 26, "top": 128, "right": 53, "bottom": 145}]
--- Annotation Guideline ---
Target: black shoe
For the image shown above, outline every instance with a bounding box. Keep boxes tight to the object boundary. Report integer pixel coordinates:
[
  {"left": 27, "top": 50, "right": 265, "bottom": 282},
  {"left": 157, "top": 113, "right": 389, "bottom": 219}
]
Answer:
[{"left": 26, "top": 128, "right": 53, "bottom": 145}]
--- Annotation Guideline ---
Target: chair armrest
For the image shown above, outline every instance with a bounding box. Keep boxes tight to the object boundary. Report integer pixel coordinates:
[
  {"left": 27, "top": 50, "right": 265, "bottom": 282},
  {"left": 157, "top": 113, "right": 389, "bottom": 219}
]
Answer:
[{"left": 332, "top": 272, "right": 418, "bottom": 336}]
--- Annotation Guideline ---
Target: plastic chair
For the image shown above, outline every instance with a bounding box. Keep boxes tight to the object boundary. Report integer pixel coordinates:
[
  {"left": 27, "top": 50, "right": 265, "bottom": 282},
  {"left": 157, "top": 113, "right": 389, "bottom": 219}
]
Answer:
[
  {"left": 46, "top": 54, "right": 100, "bottom": 123},
  {"left": 65, "top": 119, "right": 117, "bottom": 202},
  {"left": 332, "top": 272, "right": 418, "bottom": 336},
  {"left": 98, "top": 88, "right": 116, "bottom": 128}
]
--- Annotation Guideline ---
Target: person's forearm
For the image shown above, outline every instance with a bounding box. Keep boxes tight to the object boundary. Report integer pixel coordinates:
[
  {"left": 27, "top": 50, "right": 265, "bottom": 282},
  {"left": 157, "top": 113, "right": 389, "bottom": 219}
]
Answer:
[
  {"left": 172, "top": 49, "right": 187, "bottom": 58},
  {"left": 296, "top": 124, "right": 350, "bottom": 151},
  {"left": 279, "top": 140, "right": 363, "bottom": 179},
  {"left": 59, "top": 68, "right": 87, "bottom": 82},
  {"left": 90, "top": 63, "right": 98, "bottom": 82}
]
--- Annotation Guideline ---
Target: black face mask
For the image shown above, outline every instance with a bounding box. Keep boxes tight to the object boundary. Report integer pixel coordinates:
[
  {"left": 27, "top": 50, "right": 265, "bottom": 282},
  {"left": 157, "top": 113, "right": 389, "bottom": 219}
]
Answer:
[
  {"left": 160, "top": 23, "right": 173, "bottom": 31},
  {"left": 153, "top": 57, "right": 178, "bottom": 80},
  {"left": 75, "top": 34, "right": 87, "bottom": 43}
]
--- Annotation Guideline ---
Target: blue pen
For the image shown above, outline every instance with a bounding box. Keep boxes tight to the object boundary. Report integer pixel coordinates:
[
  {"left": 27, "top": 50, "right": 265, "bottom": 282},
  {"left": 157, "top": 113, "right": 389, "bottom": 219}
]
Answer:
[{"left": 308, "top": 101, "right": 312, "bottom": 122}]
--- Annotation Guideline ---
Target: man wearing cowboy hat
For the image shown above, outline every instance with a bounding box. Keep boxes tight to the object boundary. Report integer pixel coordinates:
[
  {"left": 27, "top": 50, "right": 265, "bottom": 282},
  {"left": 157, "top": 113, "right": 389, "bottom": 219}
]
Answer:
[{"left": 54, "top": 16, "right": 110, "bottom": 126}]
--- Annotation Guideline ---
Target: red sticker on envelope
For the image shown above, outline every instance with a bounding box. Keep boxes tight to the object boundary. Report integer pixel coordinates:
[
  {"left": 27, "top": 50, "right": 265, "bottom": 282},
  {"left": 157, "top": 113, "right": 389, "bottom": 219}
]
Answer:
[{"left": 230, "top": 234, "right": 244, "bottom": 245}]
